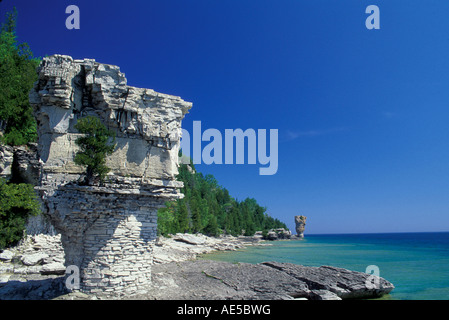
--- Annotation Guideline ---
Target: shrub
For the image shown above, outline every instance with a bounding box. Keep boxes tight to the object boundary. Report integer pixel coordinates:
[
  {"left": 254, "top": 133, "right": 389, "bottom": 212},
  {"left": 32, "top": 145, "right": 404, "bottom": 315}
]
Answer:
[
  {"left": 74, "top": 116, "right": 116, "bottom": 185},
  {"left": 0, "top": 178, "right": 40, "bottom": 249}
]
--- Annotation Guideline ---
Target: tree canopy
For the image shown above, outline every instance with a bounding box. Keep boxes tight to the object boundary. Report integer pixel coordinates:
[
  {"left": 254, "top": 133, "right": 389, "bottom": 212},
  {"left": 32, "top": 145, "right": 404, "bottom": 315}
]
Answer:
[
  {"left": 0, "top": 9, "right": 42, "bottom": 249},
  {"left": 0, "top": 178, "right": 40, "bottom": 249},
  {"left": 0, "top": 8, "right": 40, "bottom": 146},
  {"left": 158, "top": 159, "right": 287, "bottom": 237}
]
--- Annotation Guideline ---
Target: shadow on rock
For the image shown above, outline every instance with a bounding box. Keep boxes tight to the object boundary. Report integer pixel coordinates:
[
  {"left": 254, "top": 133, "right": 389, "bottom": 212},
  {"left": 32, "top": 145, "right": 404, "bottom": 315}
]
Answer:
[{"left": 0, "top": 276, "right": 68, "bottom": 300}]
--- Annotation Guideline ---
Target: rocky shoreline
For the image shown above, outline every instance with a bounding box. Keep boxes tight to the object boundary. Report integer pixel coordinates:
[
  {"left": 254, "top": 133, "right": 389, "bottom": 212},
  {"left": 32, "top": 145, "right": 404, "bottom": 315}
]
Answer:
[
  {"left": 0, "top": 233, "right": 271, "bottom": 299},
  {"left": 152, "top": 233, "right": 270, "bottom": 264},
  {"left": 0, "top": 233, "right": 394, "bottom": 300}
]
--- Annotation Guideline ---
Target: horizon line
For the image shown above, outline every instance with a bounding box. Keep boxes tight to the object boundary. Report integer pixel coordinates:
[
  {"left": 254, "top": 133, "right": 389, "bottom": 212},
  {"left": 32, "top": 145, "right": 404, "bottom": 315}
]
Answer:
[{"left": 304, "top": 230, "right": 449, "bottom": 236}]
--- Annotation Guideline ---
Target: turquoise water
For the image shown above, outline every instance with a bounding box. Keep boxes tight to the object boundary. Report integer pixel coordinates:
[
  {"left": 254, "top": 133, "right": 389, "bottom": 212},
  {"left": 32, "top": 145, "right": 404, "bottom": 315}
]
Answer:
[{"left": 201, "top": 232, "right": 449, "bottom": 300}]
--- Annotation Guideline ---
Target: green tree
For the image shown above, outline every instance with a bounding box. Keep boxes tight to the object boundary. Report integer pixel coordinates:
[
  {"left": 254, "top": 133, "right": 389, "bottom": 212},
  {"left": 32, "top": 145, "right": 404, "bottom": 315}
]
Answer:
[
  {"left": 177, "top": 199, "right": 190, "bottom": 233},
  {"left": 0, "top": 178, "right": 40, "bottom": 249},
  {"left": 156, "top": 160, "right": 288, "bottom": 236},
  {"left": 157, "top": 201, "right": 177, "bottom": 236},
  {"left": 203, "top": 215, "right": 219, "bottom": 237},
  {"left": 74, "top": 116, "right": 116, "bottom": 185},
  {"left": 0, "top": 8, "right": 40, "bottom": 146}
]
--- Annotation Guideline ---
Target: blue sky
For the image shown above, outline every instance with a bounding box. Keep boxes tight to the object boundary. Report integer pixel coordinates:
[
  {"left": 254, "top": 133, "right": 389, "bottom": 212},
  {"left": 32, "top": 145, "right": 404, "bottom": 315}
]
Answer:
[{"left": 2, "top": 0, "right": 449, "bottom": 234}]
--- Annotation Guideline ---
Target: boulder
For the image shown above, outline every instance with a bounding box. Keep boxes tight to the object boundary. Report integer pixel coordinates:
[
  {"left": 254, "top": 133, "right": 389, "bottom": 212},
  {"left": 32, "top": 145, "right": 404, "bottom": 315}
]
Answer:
[
  {"left": 40, "top": 262, "right": 66, "bottom": 275},
  {"left": 0, "top": 144, "right": 14, "bottom": 181},
  {"left": 0, "top": 274, "right": 11, "bottom": 287},
  {"left": 0, "top": 250, "right": 14, "bottom": 262},
  {"left": 267, "top": 231, "right": 278, "bottom": 240},
  {"left": 261, "top": 261, "right": 395, "bottom": 299},
  {"left": 21, "top": 253, "right": 49, "bottom": 266},
  {"left": 173, "top": 233, "right": 207, "bottom": 245}
]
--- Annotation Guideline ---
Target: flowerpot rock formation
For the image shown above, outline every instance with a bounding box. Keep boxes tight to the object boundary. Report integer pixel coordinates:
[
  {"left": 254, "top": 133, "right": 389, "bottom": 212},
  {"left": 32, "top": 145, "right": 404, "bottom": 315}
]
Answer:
[
  {"left": 30, "top": 54, "right": 192, "bottom": 295},
  {"left": 295, "top": 215, "right": 307, "bottom": 238}
]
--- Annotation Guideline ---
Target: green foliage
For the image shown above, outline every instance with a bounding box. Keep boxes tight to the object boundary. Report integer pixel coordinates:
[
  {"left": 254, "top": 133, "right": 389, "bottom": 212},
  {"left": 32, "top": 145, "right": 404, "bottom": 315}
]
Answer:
[
  {"left": 157, "top": 160, "right": 287, "bottom": 237},
  {"left": 0, "top": 8, "right": 40, "bottom": 146},
  {"left": 0, "top": 8, "right": 42, "bottom": 249},
  {"left": 0, "top": 178, "right": 40, "bottom": 249},
  {"left": 74, "top": 116, "right": 116, "bottom": 185}
]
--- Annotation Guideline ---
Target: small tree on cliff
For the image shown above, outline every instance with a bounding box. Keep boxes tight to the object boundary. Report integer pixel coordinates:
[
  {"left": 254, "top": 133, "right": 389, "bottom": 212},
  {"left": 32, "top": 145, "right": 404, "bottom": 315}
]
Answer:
[{"left": 74, "top": 116, "right": 116, "bottom": 185}]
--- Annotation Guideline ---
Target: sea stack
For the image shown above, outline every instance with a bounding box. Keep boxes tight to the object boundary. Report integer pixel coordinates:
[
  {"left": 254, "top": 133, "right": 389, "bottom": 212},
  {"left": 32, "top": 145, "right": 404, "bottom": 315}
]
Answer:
[
  {"left": 30, "top": 54, "right": 192, "bottom": 295},
  {"left": 295, "top": 215, "right": 307, "bottom": 238}
]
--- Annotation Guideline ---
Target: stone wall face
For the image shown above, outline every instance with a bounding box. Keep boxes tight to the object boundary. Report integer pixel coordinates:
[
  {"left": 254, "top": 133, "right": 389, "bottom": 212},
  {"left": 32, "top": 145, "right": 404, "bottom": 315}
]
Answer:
[
  {"left": 45, "top": 185, "right": 161, "bottom": 294},
  {"left": 30, "top": 55, "right": 192, "bottom": 295}
]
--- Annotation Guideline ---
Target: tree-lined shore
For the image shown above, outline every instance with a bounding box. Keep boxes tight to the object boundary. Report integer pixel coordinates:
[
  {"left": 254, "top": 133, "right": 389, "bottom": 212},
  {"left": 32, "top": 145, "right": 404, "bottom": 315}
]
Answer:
[{"left": 157, "top": 161, "right": 288, "bottom": 237}]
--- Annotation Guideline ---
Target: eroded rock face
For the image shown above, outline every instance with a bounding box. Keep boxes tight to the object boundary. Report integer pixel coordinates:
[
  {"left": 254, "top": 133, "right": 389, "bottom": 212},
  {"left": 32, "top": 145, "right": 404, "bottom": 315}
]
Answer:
[
  {"left": 29, "top": 54, "right": 192, "bottom": 295},
  {"left": 0, "top": 144, "right": 14, "bottom": 181},
  {"left": 30, "top": 54, "right": 192, "bottom": 186},
  {"left": 295, "top": 215, "right": 307, "bottom": 238}
]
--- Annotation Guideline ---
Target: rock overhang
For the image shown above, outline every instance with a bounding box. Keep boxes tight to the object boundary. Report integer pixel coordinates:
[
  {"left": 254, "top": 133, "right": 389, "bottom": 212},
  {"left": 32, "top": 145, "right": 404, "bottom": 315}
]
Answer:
[
  {"left": 30, "top": 54, "right": 192, "bottom": 190},
  {"left": 29, "top": 54, "right": 192, "bottom": 295}
]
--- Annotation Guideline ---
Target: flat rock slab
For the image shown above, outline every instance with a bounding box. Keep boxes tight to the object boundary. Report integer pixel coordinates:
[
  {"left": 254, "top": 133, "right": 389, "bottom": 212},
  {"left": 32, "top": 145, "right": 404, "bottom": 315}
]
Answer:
[
  {"left": 142, "top": 260, "right": 394, "bottom": 300},
  {"left": 173, "top": 234, "right": 207, "bottom": 245},
  {"left": 261, "top": 262, "right": 394, "bottom": 299},
  {"left": 1, "top": 259, "right": 394, "bottom": 300}
]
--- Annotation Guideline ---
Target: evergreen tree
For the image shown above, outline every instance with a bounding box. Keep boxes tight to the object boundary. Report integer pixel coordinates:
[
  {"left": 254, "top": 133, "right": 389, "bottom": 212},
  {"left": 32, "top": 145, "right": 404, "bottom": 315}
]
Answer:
[
  {"left": 157, "top": 157, "right": 288, "bottom": 236},
  {"left": 0, "top": 8, "right": 40, "bottom": 146},
  {"left": 0, "top": 9, "right": 42, "bottom": 249},
  {"left": 177, "top": 199, "right": 190, "bottom": 233},
  {"left": 0, "top": 178, "right": 40, "bottom": 249},
  {"left": 203, "top": 215, "right": 219, "bottom": 237},
  {"left": 74, "top": 116, "right": 116, "bottom": 185}
]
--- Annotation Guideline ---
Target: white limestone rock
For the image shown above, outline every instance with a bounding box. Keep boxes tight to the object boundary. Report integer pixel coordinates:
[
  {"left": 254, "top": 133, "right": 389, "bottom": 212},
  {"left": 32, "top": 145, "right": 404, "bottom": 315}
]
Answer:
[
  {"left": 30, "top": 54, "right": 192, "bottom": 189},
  {"left": 0, "top": 250, "right": 14, "bottom": 262},
  {"left": 21, "top": 253, "right": 49, "bottom": 266},
  {"left": 29, "top": 54, "right": 193, "bottom": 295},
  {"left": 0, "top": 144, "right": 14, "bottom": 181}
]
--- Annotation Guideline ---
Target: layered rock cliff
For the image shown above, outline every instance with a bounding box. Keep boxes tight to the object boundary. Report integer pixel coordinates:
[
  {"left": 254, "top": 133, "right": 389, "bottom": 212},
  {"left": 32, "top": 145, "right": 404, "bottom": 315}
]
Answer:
[{"left": 29, "top": 54, "right": 192, "bottom": 295}]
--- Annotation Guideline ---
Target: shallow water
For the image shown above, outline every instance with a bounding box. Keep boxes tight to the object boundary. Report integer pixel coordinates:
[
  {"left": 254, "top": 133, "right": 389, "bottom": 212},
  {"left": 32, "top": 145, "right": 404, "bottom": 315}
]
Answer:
[{"left": 201, "top": 232, "right": 449, "bottom": 300}]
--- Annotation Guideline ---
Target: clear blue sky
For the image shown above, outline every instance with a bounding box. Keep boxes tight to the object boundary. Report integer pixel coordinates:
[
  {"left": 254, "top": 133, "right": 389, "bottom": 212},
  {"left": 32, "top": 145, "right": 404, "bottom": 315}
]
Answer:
[{"left": 2, "top": 0, "right": 449, "bottom": 234}]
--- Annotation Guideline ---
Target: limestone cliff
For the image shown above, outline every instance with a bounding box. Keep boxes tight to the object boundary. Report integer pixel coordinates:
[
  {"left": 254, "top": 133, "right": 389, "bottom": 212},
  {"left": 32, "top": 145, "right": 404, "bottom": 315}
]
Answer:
[
  {"left": 295, "top": 215, "right": 307, "bottom": 238},
  {"left": 30, "top": 54, "right": 192, "bottom": 191},
  {"left": 29, "top": 54, "right": 192, "bottom": 295}
]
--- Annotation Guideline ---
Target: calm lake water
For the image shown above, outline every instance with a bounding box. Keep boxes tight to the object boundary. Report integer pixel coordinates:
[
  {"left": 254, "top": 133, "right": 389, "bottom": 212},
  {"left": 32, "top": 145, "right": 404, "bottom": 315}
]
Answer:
[{"left": 201, "top": 232, "right": 449, "bottom": 300}]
